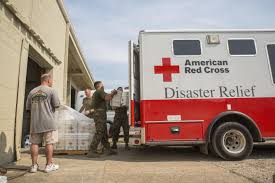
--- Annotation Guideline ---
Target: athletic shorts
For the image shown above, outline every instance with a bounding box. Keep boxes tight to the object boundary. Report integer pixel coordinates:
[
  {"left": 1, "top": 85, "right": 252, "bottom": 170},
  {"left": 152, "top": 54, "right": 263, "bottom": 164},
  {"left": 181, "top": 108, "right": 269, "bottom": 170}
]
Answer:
[{"left": 30, "top": 131, "right": 58, "bottom": 145}]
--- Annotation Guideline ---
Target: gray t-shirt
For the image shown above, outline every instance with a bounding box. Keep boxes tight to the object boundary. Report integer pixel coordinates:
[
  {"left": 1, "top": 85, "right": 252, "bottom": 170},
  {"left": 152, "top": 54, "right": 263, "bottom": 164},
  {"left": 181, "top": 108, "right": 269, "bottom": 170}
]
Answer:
[{"left": 26, "top": 85, "right": 60, "bottom": 133}]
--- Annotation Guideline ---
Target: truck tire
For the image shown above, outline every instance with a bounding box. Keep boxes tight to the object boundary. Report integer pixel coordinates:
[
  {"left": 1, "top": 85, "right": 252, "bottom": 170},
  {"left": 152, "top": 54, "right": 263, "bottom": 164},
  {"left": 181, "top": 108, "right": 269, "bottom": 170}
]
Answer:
[
  {"left": 211, "top": 122, "right": 253, "bottom": 160},
  {"left": 209, "top": 143, "right": 219, "bottom": 157}
]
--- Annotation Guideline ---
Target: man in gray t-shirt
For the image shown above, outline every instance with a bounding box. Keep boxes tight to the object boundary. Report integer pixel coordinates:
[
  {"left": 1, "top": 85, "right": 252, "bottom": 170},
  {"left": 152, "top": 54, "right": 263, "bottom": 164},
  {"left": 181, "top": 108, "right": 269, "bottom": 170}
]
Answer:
[{"left": 26, "top": 73, "right": 60, "bottom": 173}]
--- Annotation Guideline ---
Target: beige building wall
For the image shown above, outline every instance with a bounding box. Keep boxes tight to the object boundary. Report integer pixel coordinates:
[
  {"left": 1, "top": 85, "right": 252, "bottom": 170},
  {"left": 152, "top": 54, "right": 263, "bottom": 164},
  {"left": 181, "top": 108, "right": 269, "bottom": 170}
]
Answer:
[
  {"left": 0, "top": 2, "right": 23, "bottom": 163},
  {"left": 11, "top": 0, "right": 67, "bottom": 60},
  {"left": 8, "top": 0, "right": 68, "bottom": 97},
  {"left": 0, "top": 0, "right": 93, "bottom": 165}
]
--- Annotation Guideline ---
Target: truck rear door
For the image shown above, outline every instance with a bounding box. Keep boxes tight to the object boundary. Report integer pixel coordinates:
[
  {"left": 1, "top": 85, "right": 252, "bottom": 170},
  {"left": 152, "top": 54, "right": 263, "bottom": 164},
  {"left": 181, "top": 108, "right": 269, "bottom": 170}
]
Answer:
[{"left": 128, "top": 40, "right": 140, "bottom": 127}]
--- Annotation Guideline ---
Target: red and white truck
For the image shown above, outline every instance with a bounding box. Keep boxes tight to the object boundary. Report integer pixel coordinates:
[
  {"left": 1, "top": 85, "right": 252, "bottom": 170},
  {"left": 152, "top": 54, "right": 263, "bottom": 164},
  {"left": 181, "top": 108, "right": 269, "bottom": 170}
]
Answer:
[{"left": 128, "top": 29, "right": 275, "bottom": 160}]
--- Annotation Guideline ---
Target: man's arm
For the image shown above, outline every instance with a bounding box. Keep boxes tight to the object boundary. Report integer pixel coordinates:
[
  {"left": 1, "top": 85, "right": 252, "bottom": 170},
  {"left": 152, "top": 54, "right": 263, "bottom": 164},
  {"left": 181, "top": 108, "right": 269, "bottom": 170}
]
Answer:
[
  {"left": 79, "top": 105, "right": 85, "bottom": 113},
  {"left": 104, "top": 90, "right": 117, "bottom": 101},
  {"left": 79, "top": 98, "right": 85, "bottom": 113},
  {"left": 51, "top": 90, "right": 60, "bottom": 109},
  {"left": 25, "top": 93, "right": 32, "bottom": 120},
  {"left": 26, "top": 93, "right": 32, "bottom": 112}
]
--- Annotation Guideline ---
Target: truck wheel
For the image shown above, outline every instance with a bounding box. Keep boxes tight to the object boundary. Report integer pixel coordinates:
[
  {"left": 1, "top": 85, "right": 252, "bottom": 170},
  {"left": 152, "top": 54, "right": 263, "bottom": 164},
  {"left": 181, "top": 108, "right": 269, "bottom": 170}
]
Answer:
[
  {"left": 212, "top": 122, "right": 253, "bottom": 160},
  {"left": 209, "top": 143, "right": 219, "bottom": 157}
]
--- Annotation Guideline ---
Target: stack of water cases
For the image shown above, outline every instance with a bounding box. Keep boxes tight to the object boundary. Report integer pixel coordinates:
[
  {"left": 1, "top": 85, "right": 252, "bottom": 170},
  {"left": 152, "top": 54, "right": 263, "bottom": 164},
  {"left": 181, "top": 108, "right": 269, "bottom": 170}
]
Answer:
[
  {"left": 110, "top": 90, "right": 123, "bottom": 108},
  {"left": 110, "top": 91, "right": 129, "bottom": 108},
  {"left": 54, "top": 105, "right": 95, "bottom": 151},
  {"left": 121, "top": 92, "right": 129, "bottom": 106}
]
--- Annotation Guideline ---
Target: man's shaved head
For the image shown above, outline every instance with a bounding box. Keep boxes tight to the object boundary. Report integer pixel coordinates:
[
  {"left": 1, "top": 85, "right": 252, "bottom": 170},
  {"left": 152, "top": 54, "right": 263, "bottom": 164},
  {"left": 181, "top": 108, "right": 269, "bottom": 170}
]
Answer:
[
  {"left": 41, "top": 73, "right": 53, "bottom": 87},
  {"left": 41, "top": 74, "right": 51, "bottom": 82}
]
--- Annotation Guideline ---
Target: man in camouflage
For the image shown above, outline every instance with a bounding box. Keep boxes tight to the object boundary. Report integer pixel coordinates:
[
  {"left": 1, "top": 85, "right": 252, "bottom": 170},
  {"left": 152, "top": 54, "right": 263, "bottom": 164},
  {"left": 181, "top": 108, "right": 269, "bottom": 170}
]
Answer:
[
  {"left": 111, "top": 87, "right": 130, "bottom": 150},
  {"left": 87, "top": 81, "right": 117, "bottom": 158},
  {"left": 79, "top": 87, "right": 93, "bottom": 118},
  {"left": 79, "top": 87, "right": 104, "bottom": 153}
]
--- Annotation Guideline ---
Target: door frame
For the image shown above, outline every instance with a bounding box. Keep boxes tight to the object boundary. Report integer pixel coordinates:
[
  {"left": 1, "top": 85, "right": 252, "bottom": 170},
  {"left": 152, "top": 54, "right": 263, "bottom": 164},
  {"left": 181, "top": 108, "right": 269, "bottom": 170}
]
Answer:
[{"left": 14, "top": 39, "right": 29, "bottom": 160}]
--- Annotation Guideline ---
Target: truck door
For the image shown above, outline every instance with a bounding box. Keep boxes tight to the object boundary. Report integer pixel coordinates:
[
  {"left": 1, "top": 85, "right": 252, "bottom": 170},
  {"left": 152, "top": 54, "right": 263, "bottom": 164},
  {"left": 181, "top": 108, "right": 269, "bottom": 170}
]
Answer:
[{"left": 128, "top": 40, "right": 140, "bottom": 127}]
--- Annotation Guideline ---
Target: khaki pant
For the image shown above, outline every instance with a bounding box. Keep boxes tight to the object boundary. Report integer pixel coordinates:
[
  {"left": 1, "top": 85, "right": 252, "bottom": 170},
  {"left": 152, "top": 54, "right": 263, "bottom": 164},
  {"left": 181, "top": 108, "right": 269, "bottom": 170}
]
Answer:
[{"left": 30, "top": 131, "right": 58, "bottom": 145}]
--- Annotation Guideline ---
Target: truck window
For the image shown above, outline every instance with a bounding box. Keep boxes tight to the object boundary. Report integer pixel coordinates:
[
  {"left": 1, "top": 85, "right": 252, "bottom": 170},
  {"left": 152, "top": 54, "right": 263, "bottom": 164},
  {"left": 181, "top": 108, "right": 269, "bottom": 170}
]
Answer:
[
  {"left": 228, "top": 39, "right": 256, "bottom": 55},
  {"left": 267, "top": 44, "right": 275, "bottom": 84},
  {"left": 173, "top": 40, "right": 201, "bottom": 55}
]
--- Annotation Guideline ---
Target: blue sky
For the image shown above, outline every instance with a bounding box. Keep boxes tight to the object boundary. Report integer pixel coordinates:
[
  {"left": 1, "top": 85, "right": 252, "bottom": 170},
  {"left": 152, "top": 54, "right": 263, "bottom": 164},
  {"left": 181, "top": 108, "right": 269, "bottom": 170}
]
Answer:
[{"left": 64, "top": 0, "right": 275, "bottom": 89}]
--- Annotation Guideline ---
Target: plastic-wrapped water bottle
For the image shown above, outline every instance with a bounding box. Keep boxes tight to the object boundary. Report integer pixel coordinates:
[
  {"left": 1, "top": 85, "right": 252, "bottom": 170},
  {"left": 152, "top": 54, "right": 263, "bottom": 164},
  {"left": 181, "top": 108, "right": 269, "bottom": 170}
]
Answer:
[{"left": 0, "top": 176, "right": 7, "bottom": 183}]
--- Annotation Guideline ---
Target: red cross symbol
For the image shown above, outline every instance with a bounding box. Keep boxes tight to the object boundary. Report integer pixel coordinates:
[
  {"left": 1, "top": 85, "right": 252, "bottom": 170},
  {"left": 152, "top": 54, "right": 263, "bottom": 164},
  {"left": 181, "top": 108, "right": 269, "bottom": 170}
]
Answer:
[{"left": 154, "top": 57, "right": 180, "bottom": 82}]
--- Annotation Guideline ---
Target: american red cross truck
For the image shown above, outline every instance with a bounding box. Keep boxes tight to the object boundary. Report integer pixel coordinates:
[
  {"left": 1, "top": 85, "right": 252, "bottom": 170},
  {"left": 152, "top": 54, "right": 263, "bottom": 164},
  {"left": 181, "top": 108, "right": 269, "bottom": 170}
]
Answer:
[{"left": 128, "top": 29, "right": 275, "bottom": 160}]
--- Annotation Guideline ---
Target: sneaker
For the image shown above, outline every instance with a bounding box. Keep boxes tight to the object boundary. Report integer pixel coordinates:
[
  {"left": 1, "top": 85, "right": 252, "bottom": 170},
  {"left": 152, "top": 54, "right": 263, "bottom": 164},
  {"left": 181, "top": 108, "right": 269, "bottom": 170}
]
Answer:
[
  {"left": 30, "top": 164, "right": 38, "bottom": 173},
  {"left": 87, "top": 151, "right": 100, "bottom": 158},
  {"left": 111, "top": 143, "right": 117, "bottom": 149},
  {"left": 44, "top": 163, "right": 59, "bottom": 173}
]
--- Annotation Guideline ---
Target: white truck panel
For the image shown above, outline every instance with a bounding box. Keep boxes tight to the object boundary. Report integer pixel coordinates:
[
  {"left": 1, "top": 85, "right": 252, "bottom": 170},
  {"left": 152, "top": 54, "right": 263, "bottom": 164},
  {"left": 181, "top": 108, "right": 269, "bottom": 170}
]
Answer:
[{"left": 139, "top": 31, "right": 275, "bottom": 100}]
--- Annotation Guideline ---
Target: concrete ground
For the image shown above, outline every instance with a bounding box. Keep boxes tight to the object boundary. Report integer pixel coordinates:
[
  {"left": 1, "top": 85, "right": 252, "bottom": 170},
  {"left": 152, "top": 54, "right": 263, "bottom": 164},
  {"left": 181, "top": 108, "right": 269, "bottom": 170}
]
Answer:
[{"left": 6, "top": 143, "right": 275, "bottom": 183}]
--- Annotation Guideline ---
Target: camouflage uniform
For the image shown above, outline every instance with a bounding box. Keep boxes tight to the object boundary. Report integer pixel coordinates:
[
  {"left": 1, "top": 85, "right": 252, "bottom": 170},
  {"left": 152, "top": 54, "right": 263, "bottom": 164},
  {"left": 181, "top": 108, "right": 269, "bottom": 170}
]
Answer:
[
  {"left": 89, "top": 89, "right": 111, "bottom": 152},
  {"left": 112, "top": 106, "right": 129, "bottom": 144},
  {"left": 90, "top": 110, "right": 110, "bottom": 151},
  {"left": 79, "top": 97, "right": 93, "bottom": 118}
]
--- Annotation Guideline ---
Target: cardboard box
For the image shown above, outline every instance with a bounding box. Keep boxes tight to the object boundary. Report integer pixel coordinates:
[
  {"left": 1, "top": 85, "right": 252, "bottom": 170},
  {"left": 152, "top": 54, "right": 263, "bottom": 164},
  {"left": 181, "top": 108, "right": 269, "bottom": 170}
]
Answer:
[
  {"left": 77, "top": 133, "right": 90, "bottom": 150},
  {"left": 64, "top": 133, "right": 78, "bottom": 150},
  {"left": 54, "top": 139, "right": 65, "bottom": 150},
  {"left": 111, "top": 91, "right": 129, "bottom": 108},
  {"left": 110, "top": 90, "right": 122, "bottom": 107},
  {"left": 121, "top": 92, "right": 129, "bottom": 106},
  {"left": 78, "top": 121, "right": 92, "bottom": 133},
  {"left": 64, "top": 140, "right": 78, "bottom": 150},
  {"left": 65, "top": 121, "right": 78, "bottom": 134},
  {"left": 77, "top": 140, "right": 89, "bottom": 150}
]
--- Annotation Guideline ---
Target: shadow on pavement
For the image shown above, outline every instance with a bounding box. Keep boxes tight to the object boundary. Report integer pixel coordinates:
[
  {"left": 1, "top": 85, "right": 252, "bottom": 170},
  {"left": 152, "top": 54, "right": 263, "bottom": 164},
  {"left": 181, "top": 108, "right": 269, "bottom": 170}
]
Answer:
[
  {"left": 55, "top": 144, "right": 275, "bottom": 162},
  {"left": 21, "top": 143, "right": 275, "bottom": 162},
  {"left": 249, "top": 143, "right": 275, "bottom": 159},
  {"left": 52, "top": 146, "right": 215, "bottom": 162}
]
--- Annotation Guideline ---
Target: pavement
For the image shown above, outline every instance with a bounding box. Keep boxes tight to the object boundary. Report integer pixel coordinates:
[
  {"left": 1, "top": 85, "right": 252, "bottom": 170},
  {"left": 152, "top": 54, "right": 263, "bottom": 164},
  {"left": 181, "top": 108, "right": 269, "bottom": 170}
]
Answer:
[{"left": 5, "top": 143, "right": 275, "bottom": 183}]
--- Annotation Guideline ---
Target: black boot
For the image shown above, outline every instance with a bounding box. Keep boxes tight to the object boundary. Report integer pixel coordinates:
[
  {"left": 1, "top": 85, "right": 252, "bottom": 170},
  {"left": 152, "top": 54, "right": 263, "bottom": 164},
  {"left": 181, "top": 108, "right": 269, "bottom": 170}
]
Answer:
[
  {"left": 111, "top": 143, "right": 117, "bottom": 149},
  {"left": 87, "top": 150, "right": 100, "bottom": 158},
  {"left": 125, "top": 143, "right": 130, "bottom": 150},
  {"left": 97, "top": 147, "right": 104, "bottom": 154},
  {"left": 105, "top": 149, "right": 117, "bottom": 156}
]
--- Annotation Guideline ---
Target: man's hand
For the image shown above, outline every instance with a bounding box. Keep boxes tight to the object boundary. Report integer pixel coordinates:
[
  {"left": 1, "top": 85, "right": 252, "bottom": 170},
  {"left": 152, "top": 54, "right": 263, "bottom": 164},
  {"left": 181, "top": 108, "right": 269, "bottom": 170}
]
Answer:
[
  {"left": 84, "top": 110, "right": 90, "bottom": 116},
  {"left": 105, "top": 90, "right": 118, "bottom": 101},
  {"left": 84, "top": 109, "right": 95, "bottom": 116},
  {"left": 111, "top": 89, "right": 117, "bottom": 96}
]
